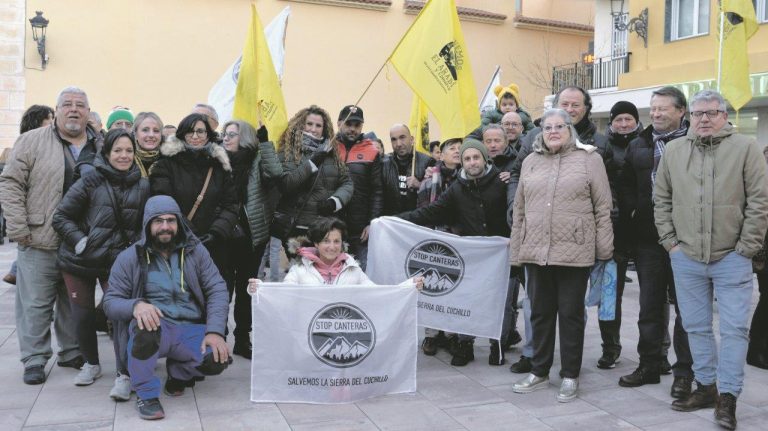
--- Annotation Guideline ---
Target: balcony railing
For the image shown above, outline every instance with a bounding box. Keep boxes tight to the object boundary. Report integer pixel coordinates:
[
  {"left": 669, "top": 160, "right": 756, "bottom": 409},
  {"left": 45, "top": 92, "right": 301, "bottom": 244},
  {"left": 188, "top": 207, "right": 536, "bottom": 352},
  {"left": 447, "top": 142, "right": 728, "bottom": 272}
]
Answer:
[{"left": 552, "top": 53, "right": 631, "bottom": 94}]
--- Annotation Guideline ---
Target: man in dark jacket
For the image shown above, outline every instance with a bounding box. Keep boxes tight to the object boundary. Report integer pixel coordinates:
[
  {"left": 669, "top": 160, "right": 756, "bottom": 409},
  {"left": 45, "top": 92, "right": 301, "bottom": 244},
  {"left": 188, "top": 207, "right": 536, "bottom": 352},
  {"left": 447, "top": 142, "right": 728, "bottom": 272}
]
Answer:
[
  {"left": 398, "top": 139, "right": 511, "bottom": 367},
  {"left": 595, "top": 101, "right": 643, "bottom": 370},
  {"left": 382, "top": 124, "right": 431, "bottom": 215},
  {"left": 104, "top": 195, "right": 230, "bottom": 421},
  {"left": 335, "top": 105, "right": 384, "bottom": 269},
  {"left": 617, "top": 86, "right": 693, "bottom": 401},
  {"left": 508, "top": 86, "right": 613, "bottom": 209}
]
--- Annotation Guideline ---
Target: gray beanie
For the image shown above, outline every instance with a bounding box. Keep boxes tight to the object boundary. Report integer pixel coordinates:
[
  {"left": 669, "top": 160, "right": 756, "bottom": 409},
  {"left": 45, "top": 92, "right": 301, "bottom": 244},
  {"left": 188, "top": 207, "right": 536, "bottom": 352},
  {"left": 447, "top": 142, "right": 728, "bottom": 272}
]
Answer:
[{"left": 459, "top": 138, "right": 489, "bottom": 163}]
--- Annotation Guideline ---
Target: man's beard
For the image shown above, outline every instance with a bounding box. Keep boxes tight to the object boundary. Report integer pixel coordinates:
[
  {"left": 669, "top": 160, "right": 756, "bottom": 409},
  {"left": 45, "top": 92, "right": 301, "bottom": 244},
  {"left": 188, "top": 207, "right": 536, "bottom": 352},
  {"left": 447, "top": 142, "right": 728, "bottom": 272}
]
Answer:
[{"left": 150, "top": 230, "right": 177, "bottom": 252}]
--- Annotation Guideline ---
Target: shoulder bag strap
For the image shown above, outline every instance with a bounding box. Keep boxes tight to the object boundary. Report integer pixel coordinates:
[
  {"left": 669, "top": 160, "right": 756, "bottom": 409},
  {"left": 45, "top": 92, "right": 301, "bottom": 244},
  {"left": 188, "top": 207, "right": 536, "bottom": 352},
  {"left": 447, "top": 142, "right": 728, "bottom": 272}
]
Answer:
[{"left": 187, "top": 167, "right": 213, "bottom": 221}]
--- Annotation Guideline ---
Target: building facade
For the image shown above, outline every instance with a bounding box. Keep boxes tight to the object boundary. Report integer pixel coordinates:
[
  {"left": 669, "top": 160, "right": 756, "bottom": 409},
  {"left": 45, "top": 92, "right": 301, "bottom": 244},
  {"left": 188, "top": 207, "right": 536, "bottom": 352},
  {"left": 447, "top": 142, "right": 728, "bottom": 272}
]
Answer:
[{"left": 0, "top": 0, "right": 594, "bottom": 149}]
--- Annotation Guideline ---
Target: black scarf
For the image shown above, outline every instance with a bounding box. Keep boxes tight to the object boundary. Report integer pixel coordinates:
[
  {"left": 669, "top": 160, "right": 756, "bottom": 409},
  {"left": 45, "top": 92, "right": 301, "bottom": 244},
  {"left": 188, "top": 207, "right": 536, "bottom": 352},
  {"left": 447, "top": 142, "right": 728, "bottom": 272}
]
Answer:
[
  {"left": 302, "top": 133, "right": 327, "bottom": 153},
  {"left": 574, "top": 116, "right": 596, "bottom": 140}
]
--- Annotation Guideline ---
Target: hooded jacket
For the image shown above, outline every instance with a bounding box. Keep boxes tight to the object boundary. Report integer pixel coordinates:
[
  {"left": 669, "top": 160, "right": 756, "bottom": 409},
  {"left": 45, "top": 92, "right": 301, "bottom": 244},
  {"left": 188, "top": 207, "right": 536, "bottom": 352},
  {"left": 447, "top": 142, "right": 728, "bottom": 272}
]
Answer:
[
  {"left": 52, "top": 155, "right": 150, "bottom": 278},
  {"left": 337, "top": 137, "right": 384, "bottom": 236},
  {"left": 104, "top": 195, "right": 229, "bottom": 370},
  {"left": 510, "top": 131, "right": 614, "bottom": 267},
  {"left": 398, "top": 164, "right": 511, "bottom": 238},
  {"left": 653, "top": 124, "right": 768, "bottom": 262},
  {"left": 149, "top": 136, "right": 238, "bottom": 241}
]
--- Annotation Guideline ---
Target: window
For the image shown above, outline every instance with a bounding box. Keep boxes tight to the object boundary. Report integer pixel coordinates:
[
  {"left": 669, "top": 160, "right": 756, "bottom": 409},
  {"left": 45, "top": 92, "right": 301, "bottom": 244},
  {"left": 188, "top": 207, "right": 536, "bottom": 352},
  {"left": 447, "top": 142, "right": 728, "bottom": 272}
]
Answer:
[
  {"left": 670, "top": 0, "right": 710, "bottom": 40},
  {"left": 612, "top": 13, "right": 629, "bottom": 57},
  {"left": 756, "top": 0, "right": 768, "bottom": 23}
]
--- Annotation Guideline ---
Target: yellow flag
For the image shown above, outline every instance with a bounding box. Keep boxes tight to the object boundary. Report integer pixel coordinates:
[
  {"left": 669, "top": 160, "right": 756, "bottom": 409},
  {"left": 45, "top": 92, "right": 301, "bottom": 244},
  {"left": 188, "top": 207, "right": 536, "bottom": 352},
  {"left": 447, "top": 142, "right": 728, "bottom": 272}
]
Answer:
[
  {"left": 719, "top": 0, "right": 758, "bottom": 111},
  {"left": 233, "top": 4, "right": 288, "bottom": 139},
  {"left": 409, "top": 94, "right": 431, "bottom": 155},
  {"left": 390, "top": 0, "right": 480, "bottom": 140}
]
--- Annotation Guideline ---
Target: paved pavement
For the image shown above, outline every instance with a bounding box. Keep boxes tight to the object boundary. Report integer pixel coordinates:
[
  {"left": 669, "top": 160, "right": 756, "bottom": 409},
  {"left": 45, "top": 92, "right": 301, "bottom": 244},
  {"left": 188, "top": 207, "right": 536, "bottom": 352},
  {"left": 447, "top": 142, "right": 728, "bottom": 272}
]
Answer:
[{"left": 1, "top": 240, "right": 768, "bottom": 430}]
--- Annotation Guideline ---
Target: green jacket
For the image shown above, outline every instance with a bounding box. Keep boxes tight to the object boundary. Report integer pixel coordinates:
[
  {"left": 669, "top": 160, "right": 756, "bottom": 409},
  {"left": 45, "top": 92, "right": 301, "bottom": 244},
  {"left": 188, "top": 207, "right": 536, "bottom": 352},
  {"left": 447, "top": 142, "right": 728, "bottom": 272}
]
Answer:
[
  {"left": 653, "top": 124, "right": 768, "bottom": 262},
  {"left": 244, "top": 141, "right": 283, "bottom": 246}
]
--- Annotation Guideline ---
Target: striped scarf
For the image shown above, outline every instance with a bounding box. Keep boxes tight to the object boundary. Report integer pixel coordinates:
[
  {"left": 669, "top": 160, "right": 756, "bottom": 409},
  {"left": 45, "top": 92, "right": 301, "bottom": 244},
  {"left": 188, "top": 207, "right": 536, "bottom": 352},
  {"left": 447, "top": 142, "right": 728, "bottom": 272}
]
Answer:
[{"left": 651, "top": 120, "right": 689, "bottom": 186}]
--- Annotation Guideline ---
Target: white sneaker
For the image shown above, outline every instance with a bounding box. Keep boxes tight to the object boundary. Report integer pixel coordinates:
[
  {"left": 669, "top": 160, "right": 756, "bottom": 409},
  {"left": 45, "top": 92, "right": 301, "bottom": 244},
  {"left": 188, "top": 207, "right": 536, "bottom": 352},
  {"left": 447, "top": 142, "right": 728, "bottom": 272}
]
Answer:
[
  {"left": 74, "top": 363, "right": 101, "bottom": 386},
  {"left": 110, "top": 373, "right": 132, "bottom": 401}
]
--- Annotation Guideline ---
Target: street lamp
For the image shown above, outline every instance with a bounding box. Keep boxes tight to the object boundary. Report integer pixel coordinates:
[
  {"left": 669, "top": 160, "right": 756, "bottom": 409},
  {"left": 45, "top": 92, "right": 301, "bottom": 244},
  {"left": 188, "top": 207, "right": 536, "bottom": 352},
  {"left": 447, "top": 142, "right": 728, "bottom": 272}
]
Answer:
[
  {"left": 610, "top": 0, "right": 648, "bottom": 48},
  {"left": 28, "top": 11, "right": 49, "bottom": 70}
]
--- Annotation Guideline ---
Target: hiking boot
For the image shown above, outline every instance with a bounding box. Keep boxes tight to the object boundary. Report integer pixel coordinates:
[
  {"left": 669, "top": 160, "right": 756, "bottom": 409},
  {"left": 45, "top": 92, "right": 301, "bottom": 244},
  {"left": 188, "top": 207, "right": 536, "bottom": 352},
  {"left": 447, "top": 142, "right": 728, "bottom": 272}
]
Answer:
[
  {"left": 433, "top": 331, "right": 449, "bottom": 349},
  {"left": 446, "top": 334, "right": 459, "bottom": 356},
  {"left": 57, "top": 355, "right": 85, "bottom": 370},
  {"left": 163, "top": 376, "right": 195, "bottom": 397},
  {"left": 450, "top": 340, "right": 474, "bottom": 366},
  {"left": 670, "top": 381, "right": 717, "bottom": 412},
  {"left": 670, "top": 376, "right": 693, "bottom": 400},
  {"left": 619, "top": 365, "right": 660, "bottom": 387},
  {"left": 110, "top": 373, "right": 132, "bottom": 401},
  {"left": 714, "top": 393, "right": 737, "bottom": 430},
  {"left": 557, "top": 377, "right": 579, "bottom": 403},
  {"left": 502, "top": 330, "right": 522, "bottom": 352},
  {"left": 660, "top": 357, "right": 672, "bottom": 375},
  {"left": 512, "top": 373, "right": 549, "bottom": 393},
  {"left": 73, "top": 363, "right": 102, "bottom": 386},
  {"left": 137, "top": 398, "right": 165, "bottom": 420},
  {"left": 233, "top": 338, "right": 252, "bottom": 360},
  {"left": 509, "top": 356, "right": 532, "bottom": 374},
  {"left": 596, "top": 351, "right": 621, "bottom": 369},
  {"left": 23, "top": 365, "right": 46, "bottom": 385},
  {"left": 3, "top": 272, "right": 16, "bottom": 285},
  {"left": 489, "top": 340, "right": 506, "bottom": 366},
  {"left": 421, "top": 337, "right": 438, "bottom": 356}
]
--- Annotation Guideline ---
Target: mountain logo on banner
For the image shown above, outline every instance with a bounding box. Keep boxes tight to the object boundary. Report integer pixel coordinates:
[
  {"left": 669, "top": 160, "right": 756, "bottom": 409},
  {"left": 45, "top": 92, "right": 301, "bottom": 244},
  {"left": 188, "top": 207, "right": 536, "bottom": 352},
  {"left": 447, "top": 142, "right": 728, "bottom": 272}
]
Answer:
[
  {"left": 405, "top": 240, "right": 465, "bottom": 296},
  {"left": 308, "top": 303, "right": 376, "bottom": 368}
]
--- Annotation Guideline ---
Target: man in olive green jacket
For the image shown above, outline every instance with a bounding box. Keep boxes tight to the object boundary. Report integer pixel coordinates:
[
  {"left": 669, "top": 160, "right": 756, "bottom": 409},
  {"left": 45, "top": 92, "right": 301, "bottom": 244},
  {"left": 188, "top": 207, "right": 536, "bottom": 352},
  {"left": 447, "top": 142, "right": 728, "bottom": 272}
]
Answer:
[{"left": 653, "top": 90, "right": 768, "bottom": 429}]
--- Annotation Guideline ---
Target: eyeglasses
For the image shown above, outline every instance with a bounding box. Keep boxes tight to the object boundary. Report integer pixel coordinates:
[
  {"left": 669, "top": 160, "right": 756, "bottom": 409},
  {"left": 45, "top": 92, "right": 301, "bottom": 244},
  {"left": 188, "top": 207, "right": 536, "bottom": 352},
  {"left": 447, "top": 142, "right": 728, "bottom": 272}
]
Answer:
[
  {"left": 501, "top": 122, "right": 522, "bottom": 128},
  {"left": 542, "top": 124, "right": 568, "bottom": 133},
  {"left": 151, "top": 217, "right": 177, "bottom": 226},
  {"left": 691, "top": 110, "right": 724, "bottom": 119},
  {"left": 186, "top": 128, "right": 208, "bottom": 137},
  {"left": 222, "top": 132, "right": 239, "bottom": 139}
]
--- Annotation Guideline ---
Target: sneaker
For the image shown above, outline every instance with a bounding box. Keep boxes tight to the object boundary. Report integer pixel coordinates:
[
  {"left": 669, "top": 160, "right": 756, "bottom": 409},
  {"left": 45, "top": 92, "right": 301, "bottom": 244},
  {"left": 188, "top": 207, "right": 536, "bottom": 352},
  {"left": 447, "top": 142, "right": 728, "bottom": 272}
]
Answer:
[
  {"left": 557, "top": 377, "right": 579, "bottom": 402},
  {"left": 618, "top": 365, "right": 660, "bottom": 387},
  {"left": 596, "top": 351, "right": 621, "bottom": 369},
  {"left": 670, "top": 376, "right": 693, "bottom": 400},
  {"left": 501, "top": 330, "right": 522, "bottom": 352},
  {"left": 57, "top": 355, "right": 85, "bottom": 370},
  {"left": 137, "top": 398, "right": 165, "bottom": 420},
  {"left": 714, "top": 393, "right": 737, "bottom": 430},
  {"left": 660, "top": 357, "right": 672, "bottom": 375},
  {"left": 163, "top": 376, "right": 195, "bottom": 397},
  {"left": 489, "top": 340, "right": 506, "bottom": 366},
  {"left": 509, "top": 356, "right": 532, "bottom": 374},
  {"left": 110, "top": 374, "right": 132, "bottom": 401},
  {"left": 74, "top": 363, "right": 102, "bottom": 386},
  {"left": 450, "top": 340, "right": 475, "bottom": 366},
  {"left": 512, "top": 373, "right": 549, "bottom": 393},
  {"left": 3, "top": 273, "right": 16, "bottom": 285},
  {"left": 421, "top": 337, "right": 438, "bottom": 356},
  {"left": 23, "top": 365, "right": 46, "bottom": 385},
  {"left": 670, "top": 381, "right": 717, "bottom": 412}
]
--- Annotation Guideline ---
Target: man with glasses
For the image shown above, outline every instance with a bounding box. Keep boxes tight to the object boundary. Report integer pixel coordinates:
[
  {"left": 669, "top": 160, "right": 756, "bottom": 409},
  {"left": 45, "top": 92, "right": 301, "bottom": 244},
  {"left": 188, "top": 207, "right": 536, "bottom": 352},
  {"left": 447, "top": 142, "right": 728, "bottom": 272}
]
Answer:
[
  {"left": 104, "top": 195, "right": 231, "bottom": 420},
  {"left": 654, "top": 89, "right": 768, "bottom": 429},
  {"left": 617, "top": 86, "right": 694, "bottom": 399},
  {"left": 501, "top": 111, "right": 524, "bottom": 152}
]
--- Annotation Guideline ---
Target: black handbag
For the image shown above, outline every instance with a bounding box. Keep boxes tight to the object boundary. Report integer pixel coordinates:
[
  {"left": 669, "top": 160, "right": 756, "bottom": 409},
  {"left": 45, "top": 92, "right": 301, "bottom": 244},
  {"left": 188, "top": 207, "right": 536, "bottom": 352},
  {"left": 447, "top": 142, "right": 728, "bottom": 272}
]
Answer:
[{"left": 269, "top": 165, "right": 324, "bottom": 241}]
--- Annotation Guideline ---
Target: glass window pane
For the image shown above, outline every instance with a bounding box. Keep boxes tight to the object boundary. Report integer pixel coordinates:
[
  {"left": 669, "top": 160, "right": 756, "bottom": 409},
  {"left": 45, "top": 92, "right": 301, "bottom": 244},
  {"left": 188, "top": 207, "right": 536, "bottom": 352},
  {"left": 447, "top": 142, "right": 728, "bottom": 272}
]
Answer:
[
  {"left": 698, "top": 0, "right": 711, "bottom": 34},
  {"left": 678, "top": 0, "right": 694, "bottom": 38}
]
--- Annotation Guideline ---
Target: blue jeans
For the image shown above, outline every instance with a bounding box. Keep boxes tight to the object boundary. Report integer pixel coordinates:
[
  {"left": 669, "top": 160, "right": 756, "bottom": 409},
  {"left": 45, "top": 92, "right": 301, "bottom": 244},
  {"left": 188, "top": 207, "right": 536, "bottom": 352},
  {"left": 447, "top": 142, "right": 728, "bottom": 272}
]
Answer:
[{"left": 670, "top": 250, "right": 754, "bottom": 396}]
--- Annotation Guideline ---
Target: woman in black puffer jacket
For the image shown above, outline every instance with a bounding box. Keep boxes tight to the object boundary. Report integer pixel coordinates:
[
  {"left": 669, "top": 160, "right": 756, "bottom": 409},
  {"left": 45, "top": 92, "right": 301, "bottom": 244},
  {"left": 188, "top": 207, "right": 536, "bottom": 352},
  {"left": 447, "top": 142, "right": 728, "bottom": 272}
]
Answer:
[{"left": 52, "top": 128, "right": 150, "bottom": 387}]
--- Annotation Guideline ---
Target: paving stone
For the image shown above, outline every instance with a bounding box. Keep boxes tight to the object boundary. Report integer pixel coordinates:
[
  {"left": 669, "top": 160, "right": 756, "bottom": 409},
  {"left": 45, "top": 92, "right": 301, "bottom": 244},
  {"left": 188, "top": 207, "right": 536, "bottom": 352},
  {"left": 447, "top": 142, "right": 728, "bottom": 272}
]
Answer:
[
  {"left": 199, "top": 405, "right": 291, "bottom": 431},
  {"left": 539, "top": 410, "right": 640, "bottom": 430}
]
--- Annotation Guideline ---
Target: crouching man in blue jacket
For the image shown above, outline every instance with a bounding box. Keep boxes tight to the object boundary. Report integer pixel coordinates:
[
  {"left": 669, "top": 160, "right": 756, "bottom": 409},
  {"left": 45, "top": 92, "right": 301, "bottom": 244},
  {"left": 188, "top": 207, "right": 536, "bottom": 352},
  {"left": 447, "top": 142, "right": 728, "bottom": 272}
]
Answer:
[{"left": 104, "top": 195, "right": 230, "bottom": 420}]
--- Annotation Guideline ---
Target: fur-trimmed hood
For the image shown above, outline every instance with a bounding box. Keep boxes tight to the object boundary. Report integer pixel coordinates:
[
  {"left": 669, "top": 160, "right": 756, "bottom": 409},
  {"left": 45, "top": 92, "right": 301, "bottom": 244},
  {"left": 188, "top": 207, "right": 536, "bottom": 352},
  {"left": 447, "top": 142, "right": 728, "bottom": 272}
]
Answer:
[{"left": 160, "top": 135, "right": 232, "bottom": 172}]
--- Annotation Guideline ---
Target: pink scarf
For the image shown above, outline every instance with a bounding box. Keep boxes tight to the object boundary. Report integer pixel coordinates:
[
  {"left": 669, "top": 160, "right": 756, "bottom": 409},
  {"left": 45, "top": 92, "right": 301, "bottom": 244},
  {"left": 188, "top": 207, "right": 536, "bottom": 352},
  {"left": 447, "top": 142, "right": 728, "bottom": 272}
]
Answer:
[{"left": 298, "top": 247, "right": 349, "bottom": 284}]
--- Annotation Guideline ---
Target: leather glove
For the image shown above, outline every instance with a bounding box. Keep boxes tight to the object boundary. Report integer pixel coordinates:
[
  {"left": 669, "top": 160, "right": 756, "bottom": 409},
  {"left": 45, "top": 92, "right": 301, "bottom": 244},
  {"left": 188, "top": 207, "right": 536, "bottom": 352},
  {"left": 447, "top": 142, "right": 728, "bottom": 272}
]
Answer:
[
  {"left": 256, "top": 125, "right": 269, "bottom": 144},
  {"left": 317, "top": 199, "right": 337, "bottom": 216}
]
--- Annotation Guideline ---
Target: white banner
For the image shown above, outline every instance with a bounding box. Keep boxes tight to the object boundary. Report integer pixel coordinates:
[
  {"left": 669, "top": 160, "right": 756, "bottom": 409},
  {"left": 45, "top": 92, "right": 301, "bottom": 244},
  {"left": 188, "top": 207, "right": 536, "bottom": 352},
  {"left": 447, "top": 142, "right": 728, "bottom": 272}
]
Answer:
[
  {"left": 367, "top": 217, "right": 509, "bottom": 339},
  {"left": 208, "top": 6, "right": 291, "bottom": 125},
  {"left": 251, "top": 284, "right": 417, "bottom": 404},
  {"left": 479, "top": 66, "right": 501, "bottom": 114}
]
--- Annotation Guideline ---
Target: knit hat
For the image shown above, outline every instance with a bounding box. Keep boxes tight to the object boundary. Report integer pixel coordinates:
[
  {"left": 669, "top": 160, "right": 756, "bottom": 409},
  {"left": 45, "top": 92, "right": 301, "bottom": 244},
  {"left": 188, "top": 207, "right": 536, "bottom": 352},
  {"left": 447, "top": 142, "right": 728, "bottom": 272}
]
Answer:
[
  {"left": 609, "top": 101, "right": 639, "bottom": 124},
  {"left": 106, "top": 109, "right": 134, "bottom": 129},
  {"left": 494, "top": 82, "right": 521, "bottom": 105},
  {"left": 459, "top": 138, "right": 489, "bottom": 163}
]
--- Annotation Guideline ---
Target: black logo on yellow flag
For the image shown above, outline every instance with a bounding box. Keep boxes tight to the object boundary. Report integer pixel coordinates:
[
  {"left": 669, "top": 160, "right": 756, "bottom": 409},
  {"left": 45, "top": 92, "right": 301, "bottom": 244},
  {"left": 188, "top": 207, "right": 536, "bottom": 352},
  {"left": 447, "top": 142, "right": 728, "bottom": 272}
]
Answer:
[{"left": 428, "top": 41, "right": 465, "bottom": 93}]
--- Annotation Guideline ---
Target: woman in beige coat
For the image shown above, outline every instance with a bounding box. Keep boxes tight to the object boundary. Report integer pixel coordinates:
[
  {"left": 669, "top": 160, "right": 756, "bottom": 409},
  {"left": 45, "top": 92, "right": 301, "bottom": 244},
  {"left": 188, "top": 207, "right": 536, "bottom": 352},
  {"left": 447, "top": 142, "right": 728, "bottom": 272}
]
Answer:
[{"left": 509, "top": 108, "right": 613, "bottom": 402}]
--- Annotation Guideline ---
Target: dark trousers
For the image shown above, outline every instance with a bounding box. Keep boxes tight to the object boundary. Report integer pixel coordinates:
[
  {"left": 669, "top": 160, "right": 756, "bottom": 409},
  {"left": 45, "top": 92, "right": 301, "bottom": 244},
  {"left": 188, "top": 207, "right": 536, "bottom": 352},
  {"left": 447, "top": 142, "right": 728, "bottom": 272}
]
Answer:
[
  {"left": 501, "top": 276, "right": 521, "bottom": 342},
  {"left": 347, "top": 236, "right": 368, "bottom": 271},
  {"left": 598, "top": 259, "right": 628, "bottom": 355},
  {"left": 634, "top": 242, "right": 693, "bottom": 377},
  {"left": 526, "top": 264, "right": 590, "bottom": 379},
  {"left": 229, "top": 236, "right": 266, "bottom": 340},
  {"left": 749, "top": 271, "right": 768, "bottom": 354},
  {"left": 62, "top": 271, "right": 110, "bottom": 366}
]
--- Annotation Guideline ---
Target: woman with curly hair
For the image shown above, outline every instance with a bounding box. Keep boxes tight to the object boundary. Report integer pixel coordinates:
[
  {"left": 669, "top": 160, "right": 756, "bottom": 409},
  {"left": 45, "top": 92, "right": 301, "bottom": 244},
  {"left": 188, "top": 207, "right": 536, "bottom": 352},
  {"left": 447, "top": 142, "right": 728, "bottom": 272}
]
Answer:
[{"left": 272, "top": 105, "right": 353, "bottom": 257}]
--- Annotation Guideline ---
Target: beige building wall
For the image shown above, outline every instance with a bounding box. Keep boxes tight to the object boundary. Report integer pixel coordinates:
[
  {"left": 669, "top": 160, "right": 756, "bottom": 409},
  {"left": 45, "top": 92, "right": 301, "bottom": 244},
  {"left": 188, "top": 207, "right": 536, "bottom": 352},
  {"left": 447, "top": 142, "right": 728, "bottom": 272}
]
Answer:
[
  {"left": 0, "top": 0, "right": 25, "bottom": 149},
  {"left": 7, "top": 0, "right": 593, "bottom": 149}
]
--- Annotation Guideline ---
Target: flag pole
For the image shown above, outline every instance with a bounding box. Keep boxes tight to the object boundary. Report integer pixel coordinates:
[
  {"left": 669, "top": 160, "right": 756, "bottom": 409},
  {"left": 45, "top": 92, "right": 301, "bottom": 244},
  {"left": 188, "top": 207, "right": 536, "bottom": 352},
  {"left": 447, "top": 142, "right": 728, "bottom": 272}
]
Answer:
[{"left": 717, "top": 9, "right": 725, "bottom": 90}]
